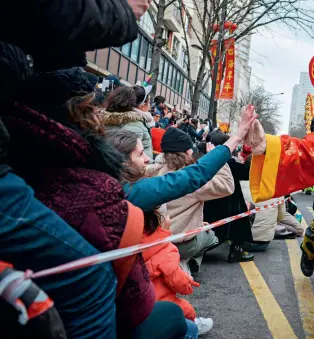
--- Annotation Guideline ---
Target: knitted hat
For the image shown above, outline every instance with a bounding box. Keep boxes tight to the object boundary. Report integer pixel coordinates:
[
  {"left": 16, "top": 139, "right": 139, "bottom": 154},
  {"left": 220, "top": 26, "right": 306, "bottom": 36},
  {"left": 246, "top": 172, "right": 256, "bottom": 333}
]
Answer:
[{"left": 161, "top": 128, "right": 193, "bottom": 153}]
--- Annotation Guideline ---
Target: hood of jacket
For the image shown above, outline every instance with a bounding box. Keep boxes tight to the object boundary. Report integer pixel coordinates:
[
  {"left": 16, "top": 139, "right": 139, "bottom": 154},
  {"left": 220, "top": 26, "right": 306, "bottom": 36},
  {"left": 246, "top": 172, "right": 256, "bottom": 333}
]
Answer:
[
  {"left": 101, "top": 110, "right": 146, "bottom": 126},
  {"left": 133, "top": 108, "right": 155, "bottom": 127},
  {"left": 142, "top": 228, "right": 171, "bottom": 262}
]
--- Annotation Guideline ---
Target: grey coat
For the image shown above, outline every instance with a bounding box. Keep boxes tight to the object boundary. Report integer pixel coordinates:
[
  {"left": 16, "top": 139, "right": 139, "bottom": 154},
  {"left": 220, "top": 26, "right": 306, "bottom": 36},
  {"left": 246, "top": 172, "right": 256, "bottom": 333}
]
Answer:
[{"left": 101, "top": 109, "right": 153, "bottom": 160}]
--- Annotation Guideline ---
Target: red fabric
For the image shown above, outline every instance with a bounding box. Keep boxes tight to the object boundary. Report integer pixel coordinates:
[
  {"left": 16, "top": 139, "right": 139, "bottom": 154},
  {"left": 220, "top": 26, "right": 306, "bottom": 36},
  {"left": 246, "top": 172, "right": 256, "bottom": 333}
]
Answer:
[
  {"left": 151, "top": 128, "right": 166, "bottom": 153},
  {"left": 274, "top": 133, "right": 314, "bottom": 197},
  {"left": 142, "top": 228, "right": 197, "bottom": 321},
  {"left": 240, "top": 144, "right": 252, "bottom": 161},
  {"left": 0, "top": 261, "right": 13, "bottom": 273}
]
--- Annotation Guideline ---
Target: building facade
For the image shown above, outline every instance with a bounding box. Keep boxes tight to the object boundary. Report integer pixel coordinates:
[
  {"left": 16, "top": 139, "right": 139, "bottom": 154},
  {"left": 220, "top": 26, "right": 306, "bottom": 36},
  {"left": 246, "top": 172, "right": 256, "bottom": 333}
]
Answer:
[
  {"left": 288, "top": 72, "right": 314, "bottom": 132},
  {"left": 86, "top": 8, "right": 212, "bottom": 118}
]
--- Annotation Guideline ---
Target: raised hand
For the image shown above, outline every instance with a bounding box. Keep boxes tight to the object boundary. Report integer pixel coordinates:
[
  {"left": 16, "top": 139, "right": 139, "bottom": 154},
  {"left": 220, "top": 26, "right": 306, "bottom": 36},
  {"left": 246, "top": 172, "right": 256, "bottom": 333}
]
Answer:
[
  {"left": 128, "top": 0, "right": 151, "bottom": 20},
  {"left": 241, "top": 105, "right": 266, "bottom": 155}
]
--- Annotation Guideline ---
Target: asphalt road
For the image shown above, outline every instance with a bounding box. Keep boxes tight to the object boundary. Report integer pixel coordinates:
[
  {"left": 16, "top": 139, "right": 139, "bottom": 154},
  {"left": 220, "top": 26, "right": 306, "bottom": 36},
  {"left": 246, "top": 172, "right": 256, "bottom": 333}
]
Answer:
[{"left": 186, "top": 193, "right": 314, "bottom": 339}]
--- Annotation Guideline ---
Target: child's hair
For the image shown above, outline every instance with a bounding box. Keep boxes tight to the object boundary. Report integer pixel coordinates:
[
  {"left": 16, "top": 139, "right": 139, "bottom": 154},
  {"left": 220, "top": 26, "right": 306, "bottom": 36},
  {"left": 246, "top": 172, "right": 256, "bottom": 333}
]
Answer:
[{"left": 144, "top": 209, "right": 164, "bottom": 235}]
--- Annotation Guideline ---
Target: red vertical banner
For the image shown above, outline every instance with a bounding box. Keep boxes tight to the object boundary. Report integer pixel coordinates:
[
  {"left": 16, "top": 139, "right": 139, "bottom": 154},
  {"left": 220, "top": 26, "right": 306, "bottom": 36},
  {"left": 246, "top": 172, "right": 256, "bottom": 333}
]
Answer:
[
  {"left": 220, "top": 38, "right": 235, "bottom": 100},
  {"left": 210, "top": 40, "right": 223, "bottom": 99}
]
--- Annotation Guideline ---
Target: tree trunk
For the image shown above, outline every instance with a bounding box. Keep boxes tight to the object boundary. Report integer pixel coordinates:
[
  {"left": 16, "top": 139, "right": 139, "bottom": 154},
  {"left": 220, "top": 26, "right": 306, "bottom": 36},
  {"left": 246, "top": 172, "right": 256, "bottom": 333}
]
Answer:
[
  {"left": 150, "top": 0, "right": 165, "bottom": 101},
  {"left": 191, "top": 86, "right": 201, "bottom": 117},
  {"left": 191, "top": 57, "right": 206, "bottom": 117}
]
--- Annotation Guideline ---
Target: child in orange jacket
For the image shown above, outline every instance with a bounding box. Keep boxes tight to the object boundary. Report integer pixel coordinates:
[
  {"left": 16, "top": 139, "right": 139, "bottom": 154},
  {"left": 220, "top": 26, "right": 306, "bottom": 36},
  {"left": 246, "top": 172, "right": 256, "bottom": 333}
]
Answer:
[{"left": 142, "top": 210, "right": 214, "bottom": 336}]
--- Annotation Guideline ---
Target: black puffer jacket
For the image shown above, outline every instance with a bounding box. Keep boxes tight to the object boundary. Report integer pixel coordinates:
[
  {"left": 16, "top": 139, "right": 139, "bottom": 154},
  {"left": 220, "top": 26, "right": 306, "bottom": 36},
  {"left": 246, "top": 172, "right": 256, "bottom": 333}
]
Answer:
[
  {"left": 0, "top": 0, "right": 138, "bottom": 71},
  {"left": 0, "top": 0, "right": 137, "bottom": 52}
]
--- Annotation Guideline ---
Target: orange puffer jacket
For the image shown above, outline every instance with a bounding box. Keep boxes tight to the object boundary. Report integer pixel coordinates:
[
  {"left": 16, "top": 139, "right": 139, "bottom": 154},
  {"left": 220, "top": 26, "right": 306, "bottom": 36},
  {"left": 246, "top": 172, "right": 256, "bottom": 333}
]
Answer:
[{"left": 142, "top": 227, "right": 199, "bottom": 321}]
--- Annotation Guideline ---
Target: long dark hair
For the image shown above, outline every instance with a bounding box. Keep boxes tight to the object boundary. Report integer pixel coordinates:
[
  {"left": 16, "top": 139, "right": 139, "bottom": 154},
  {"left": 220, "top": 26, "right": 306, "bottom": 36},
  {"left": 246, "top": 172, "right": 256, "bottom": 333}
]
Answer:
[{"left": 106, "top": 129, "right": 162, "bottom": 234}]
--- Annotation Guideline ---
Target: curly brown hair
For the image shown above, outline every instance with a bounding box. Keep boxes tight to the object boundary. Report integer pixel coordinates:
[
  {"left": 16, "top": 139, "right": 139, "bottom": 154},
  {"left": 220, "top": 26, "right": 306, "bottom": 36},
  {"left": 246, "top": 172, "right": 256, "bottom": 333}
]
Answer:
[
  {"left": 67, "top": 92, "right": 106, "bottom": 135},
  {"left": 164, "top": 152, "right": 195, "bottom": 171}
]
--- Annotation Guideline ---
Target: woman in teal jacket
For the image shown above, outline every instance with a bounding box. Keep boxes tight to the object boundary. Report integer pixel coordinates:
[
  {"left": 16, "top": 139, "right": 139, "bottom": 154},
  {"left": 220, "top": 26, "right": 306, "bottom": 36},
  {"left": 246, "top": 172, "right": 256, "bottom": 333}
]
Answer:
[{"left": 107, "top": 106, "right": 257, "bottom": 212}]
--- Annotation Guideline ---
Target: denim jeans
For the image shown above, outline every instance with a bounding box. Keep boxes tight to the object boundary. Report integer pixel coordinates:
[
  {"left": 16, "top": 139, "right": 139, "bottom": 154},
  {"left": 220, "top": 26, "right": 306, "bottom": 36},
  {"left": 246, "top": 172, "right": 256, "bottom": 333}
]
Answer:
[
  {"left": 0, "top": 172, "right": 117, "bottom": 339},
  {"left": 131, "top": 301, "right": 188, "bottom": 339},
  {"left": 185, "top": 319, "right": 198, "bottom": 339}
]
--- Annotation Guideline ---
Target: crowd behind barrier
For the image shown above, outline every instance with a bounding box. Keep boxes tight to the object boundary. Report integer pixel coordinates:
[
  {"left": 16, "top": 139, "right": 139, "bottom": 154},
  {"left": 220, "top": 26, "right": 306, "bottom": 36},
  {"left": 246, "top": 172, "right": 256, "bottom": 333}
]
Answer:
[{"left": 0, "top": 1, "right": 311, "bottom": 338}]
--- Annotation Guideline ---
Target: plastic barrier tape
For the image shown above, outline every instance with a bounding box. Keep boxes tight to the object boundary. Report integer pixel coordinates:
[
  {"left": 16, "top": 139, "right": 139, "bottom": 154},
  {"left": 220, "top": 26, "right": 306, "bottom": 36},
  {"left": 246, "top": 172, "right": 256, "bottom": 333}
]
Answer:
[{"left": 28, "top": 197, "right": 287, "bottom": 280}]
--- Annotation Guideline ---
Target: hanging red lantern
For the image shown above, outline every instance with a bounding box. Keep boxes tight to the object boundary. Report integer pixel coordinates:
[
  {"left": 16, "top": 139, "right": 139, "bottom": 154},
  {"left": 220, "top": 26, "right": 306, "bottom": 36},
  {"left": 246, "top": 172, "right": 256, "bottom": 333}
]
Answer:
[
  {"left": 309, "top": 57, "right": 314, "bottom": 86},
  {"left": 224, "top": 22, "right": 238, "bottom": 33}
]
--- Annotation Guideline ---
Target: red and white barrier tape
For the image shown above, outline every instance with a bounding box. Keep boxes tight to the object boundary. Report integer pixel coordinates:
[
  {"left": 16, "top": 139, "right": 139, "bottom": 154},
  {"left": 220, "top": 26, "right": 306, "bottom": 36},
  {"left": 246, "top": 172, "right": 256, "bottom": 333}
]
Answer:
[{"left": 29, "top": 197, "right": 287, "bottom": 280}]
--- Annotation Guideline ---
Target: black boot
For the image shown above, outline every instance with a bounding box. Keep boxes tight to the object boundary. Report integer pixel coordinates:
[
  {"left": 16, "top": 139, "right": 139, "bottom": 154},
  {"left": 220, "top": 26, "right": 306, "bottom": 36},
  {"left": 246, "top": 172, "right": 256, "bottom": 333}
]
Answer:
[
  {"left": 228, "top": 244, "right": 254, "bottom": 263},
  {"left": 300, "top": 221, "right": 314, "bottom": 277},
  {"left": 300, "top": 250, "right": 314, "bottom": 277}
]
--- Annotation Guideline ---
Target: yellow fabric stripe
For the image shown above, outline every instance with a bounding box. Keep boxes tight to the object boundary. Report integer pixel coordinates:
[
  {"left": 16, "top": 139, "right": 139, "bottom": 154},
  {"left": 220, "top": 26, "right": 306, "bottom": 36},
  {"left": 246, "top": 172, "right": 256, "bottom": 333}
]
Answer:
[
  {"left": 286, "top": 238, "right": 314, "bottom": 338},
  {"left": 250, "top": 134, "right": 281, "bottom": 202},
  {"left": 240, "top": 261, "right": 297, "bottom": 338}
]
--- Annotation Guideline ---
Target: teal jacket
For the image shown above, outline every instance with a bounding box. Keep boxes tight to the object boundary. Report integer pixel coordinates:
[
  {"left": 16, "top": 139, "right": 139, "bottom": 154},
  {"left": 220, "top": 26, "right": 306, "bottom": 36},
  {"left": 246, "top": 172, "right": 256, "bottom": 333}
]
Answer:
[{"left": 124, "top": 145, "right": 231, "bottom": 211}]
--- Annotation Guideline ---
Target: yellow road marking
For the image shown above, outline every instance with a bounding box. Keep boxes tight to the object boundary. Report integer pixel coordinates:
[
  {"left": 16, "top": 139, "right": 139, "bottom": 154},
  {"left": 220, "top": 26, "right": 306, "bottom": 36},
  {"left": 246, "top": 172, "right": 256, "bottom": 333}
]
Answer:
[{"left": 240, "top": 261, "right": 297, "bottom": 339}]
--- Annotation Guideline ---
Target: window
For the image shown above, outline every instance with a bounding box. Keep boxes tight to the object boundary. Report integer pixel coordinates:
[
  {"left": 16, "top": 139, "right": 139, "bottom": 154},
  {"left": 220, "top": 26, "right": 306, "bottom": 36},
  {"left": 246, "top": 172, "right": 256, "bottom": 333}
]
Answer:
[
  {"left": 139, "top": 38, "right": 148, "bottom": 68},
  {"left": 172, "top": 37, "right": 180, "bottom": 60},
  {"left": 146, "top": 45, "right": 153, "bottom": 71},
  {"left": 139, "top": 11, "right": 155, "bottom": 36},
  {"left": 131, "top": 36, "right": 141, "bottom": 62},
  {"left": 162, "top": 60, "right": 169, "bottom": 83},
  {"left": 158, "top": 56, "right": 165, "bottom": 81},
  {"left": 176, "top": 72, "right": 180, "bottom": 92},
  {"left": 122, "top": 43, "right": 131, "bottom": 57},
  {"left": 172, "top": 68, "right": 177, "bottom": 88},
  {"left": 180, "top": 76, "right": 184, "bottom": 94},
  {"left": 167, "top": 64, "right": 173, "bottom": 86},
  {"left": 183, "top": 52, "right": 188, "bottom": 72},
  {"left": 173, "top": 5, "right": 181, "bottom": 23}
]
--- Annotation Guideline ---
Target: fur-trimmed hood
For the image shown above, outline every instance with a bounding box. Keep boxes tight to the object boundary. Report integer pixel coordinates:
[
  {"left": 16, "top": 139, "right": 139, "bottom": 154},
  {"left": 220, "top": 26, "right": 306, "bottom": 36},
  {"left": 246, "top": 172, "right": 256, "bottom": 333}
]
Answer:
[{"left": 100, "top": 109, "right": 147, "bottom": 127}]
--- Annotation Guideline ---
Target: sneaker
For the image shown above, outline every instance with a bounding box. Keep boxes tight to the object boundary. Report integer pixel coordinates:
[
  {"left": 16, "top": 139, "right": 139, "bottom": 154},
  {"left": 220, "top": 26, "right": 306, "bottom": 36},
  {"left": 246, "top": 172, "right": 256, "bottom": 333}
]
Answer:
[{"left": 195, "top": 317, "right": 214, "bottom": 336}]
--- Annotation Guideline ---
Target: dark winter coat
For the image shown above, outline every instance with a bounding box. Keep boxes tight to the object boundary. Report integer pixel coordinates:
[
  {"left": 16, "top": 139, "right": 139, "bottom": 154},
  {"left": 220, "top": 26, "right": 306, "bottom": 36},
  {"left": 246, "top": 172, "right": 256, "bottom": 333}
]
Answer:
[
  {"left": 0, "top": 0, "right": 138, "bottom": 71},
  {"left": 203, "top": 158, "right": 253, "bottom": 244},
  {"left": 188, "top": 125, "right": 204, "bottom": 143},
  {"left": 3, "top": 104, "right": 155, "bottom": 331}
]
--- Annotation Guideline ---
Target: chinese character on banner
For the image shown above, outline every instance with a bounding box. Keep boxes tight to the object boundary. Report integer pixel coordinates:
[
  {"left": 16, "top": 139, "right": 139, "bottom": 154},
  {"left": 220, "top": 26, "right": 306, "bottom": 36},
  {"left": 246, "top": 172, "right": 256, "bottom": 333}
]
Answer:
[
  {"left": 220, "top": 38, "right": 235, "bottom": 100},
  {"left": 210, "top": 40, "right": 223, "bottom": 99}
]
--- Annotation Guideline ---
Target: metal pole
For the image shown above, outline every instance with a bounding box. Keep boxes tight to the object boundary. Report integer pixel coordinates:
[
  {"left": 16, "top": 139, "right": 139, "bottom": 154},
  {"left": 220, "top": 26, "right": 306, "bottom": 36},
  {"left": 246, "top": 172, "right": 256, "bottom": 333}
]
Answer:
[{"left": 208, "top": 0, "right": 228, "bottom": 123}]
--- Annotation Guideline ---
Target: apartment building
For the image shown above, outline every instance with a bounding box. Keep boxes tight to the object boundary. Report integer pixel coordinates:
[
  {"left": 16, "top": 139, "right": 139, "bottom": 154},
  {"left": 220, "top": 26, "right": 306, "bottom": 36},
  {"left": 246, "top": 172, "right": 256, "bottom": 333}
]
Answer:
[
  {"left": 86, "top": 3, "right": 212, "bottom": 118},
  {"left": 289, "top": 72, "right": 314, "bottom": 132}
]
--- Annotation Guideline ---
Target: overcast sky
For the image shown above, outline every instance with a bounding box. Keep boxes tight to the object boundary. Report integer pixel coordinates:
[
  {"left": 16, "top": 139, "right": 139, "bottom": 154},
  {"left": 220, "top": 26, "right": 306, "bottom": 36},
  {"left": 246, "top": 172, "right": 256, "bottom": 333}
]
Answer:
[{"left": 249, "top": 26, "right": 313, "bottom": 133}]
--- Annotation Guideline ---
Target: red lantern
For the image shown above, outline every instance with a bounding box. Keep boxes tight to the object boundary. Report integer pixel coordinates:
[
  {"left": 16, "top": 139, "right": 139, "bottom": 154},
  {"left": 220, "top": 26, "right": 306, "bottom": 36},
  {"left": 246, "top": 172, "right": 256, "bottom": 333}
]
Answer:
[{"left": 310, "top": 57, "right": 314, "bottom": 86}]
